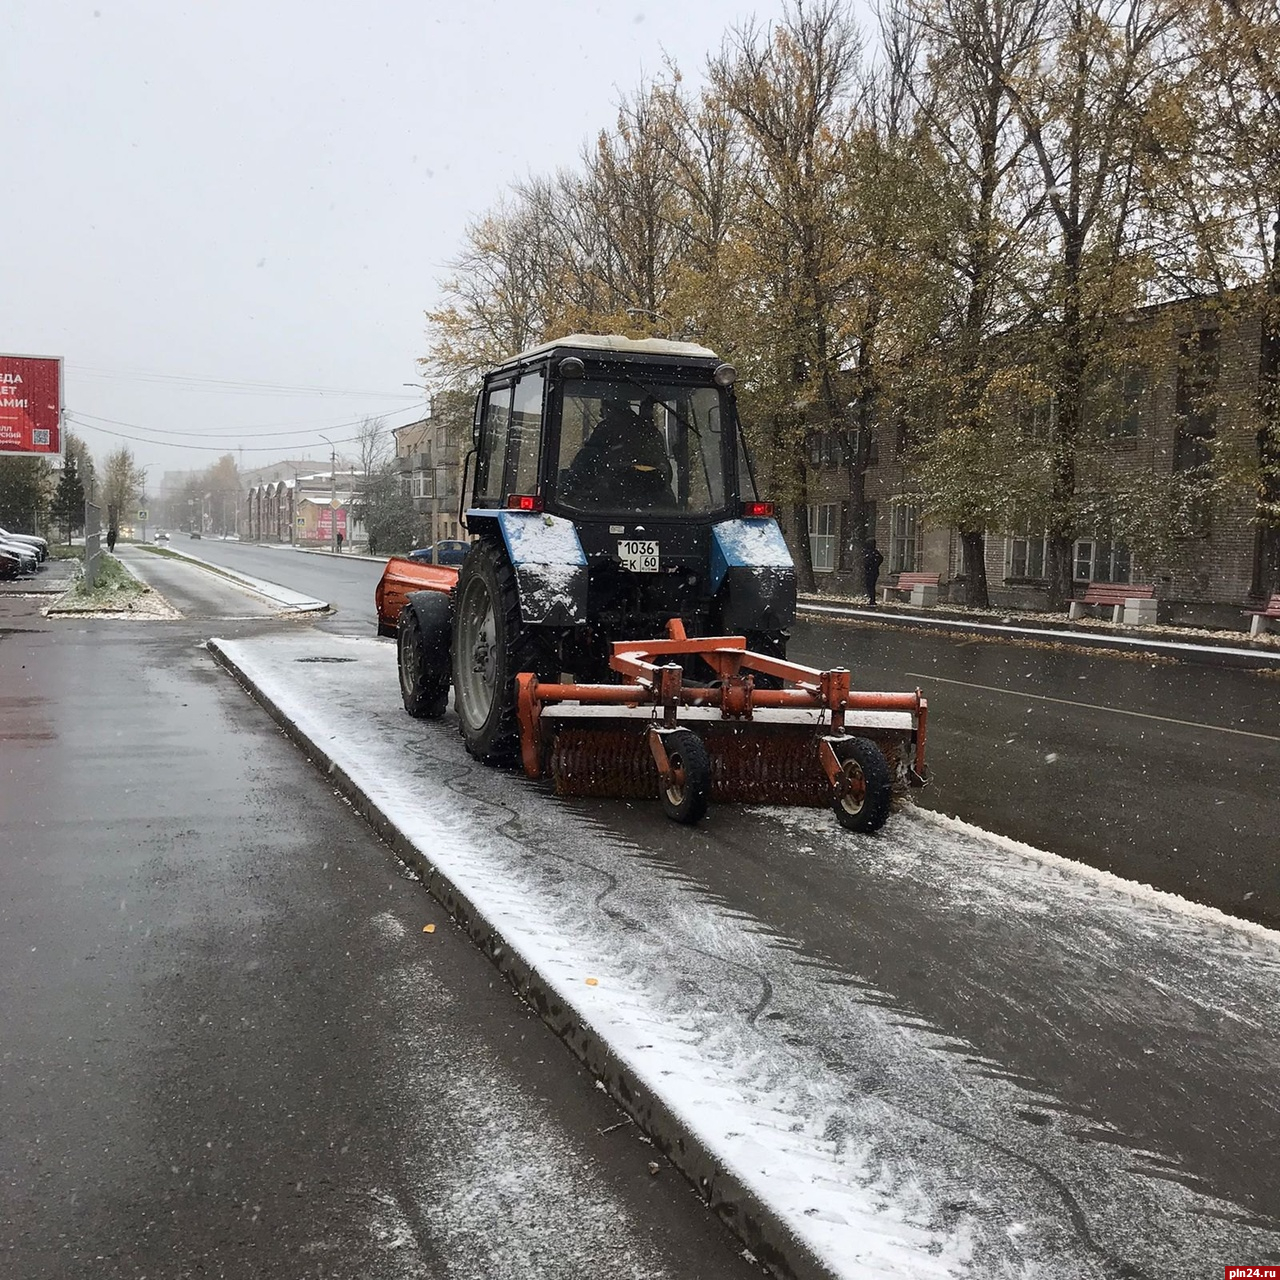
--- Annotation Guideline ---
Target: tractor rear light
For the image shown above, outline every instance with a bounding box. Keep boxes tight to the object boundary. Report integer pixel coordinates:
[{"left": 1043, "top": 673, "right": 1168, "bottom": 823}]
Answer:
[
  {"left": 507, "top": 494, "right": 543, "bottom": 512},
  {"left": 743, "top": 501, "right": 775, "bottom": 518}
]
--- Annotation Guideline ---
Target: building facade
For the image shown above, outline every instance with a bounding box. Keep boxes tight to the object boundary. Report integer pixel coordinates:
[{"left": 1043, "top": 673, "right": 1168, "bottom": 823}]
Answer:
[
  {"left": 394, "top": 405, "right": 469, "bottom": 548},
  {"left": 790, "top": 295, "right": 1274, "bottom": 628},
  {"left": 245, "top": 468, "right": 363, "bottom": 548}
]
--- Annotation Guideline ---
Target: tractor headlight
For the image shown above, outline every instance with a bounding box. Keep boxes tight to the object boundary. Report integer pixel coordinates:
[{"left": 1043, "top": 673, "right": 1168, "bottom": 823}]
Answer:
[{"left": 713, "top": 363, "right": 737, "bottom": 387}]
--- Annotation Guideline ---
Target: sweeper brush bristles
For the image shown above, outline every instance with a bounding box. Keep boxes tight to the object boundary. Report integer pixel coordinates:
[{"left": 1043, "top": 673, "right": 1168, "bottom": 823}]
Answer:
[{"left": 549, "top": 721, "right": 910, "bottom": 805}]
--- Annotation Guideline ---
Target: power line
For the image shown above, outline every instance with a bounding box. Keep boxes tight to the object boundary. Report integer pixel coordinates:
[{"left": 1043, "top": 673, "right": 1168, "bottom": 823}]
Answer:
[
  {"left": 68, "top": 406, "right": 426, "bottom": 440},
  {"left": 67, "top": 363, "right": 423, "bottom": 401},
  {"left": 64, "top": 406, "right": 427, "bottom": 453}
]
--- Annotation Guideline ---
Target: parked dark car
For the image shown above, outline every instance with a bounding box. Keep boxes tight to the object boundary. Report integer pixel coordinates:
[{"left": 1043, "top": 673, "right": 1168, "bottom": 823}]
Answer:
[
  {"left": 408, "top": 539, "right": 470, "bottom": 566},
  {"left": 0, "top": 548, "right": 21, "bottom": 579}
]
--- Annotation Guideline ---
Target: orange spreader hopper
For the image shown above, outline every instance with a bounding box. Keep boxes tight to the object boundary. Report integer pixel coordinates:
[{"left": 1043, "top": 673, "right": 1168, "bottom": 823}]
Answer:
[{"left": 515, "top": 620, "right": 928, "bottom": 831}]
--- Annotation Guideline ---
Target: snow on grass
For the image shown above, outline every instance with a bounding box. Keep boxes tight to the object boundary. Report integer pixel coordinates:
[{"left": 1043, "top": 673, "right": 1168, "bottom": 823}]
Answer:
[{"left": 212, "top": 632, "right": 1280, "bottom": 1279}]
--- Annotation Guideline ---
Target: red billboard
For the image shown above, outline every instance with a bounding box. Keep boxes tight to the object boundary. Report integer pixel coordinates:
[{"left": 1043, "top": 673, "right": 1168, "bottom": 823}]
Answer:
[
  {"left": 316, "top": 507, "right": 348, "bottom": 539},
  {"left": 0, "top": 354, "right": 62, "bottom": 457}
]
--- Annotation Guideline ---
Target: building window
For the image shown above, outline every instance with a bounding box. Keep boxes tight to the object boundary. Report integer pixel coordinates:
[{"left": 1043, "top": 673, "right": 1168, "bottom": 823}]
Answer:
[
  {"left": 1012, "top": 379, "right": 1055, "bottom": 441},
  {"left": 808, "top": 433, "right": 823, "bottom": 469},
  {"left": 1117, "top": 366, "right": 1146, "bottom": 437},
  {"left": 889, "top": 501, "right": 920, "bottom": 573},
  {"left": 1074, "top": 539, "right": 1131, "bottom": 583},
  {"left": 1095, "top": 362, "right": 1147, "bottom": 438},
  {"left": 1175, "top": 328, "right": 1218, "bottom": 468},
  {"left": 808, "top": 503, "right": 837, "bottom": 572},
  {"left": 1009, "top": 530, "right": 1048, "bottom": 579}
]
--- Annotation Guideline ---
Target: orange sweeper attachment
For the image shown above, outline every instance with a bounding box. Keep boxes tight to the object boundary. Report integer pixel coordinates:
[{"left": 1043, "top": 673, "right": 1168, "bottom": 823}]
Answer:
[{"left": 515, "top": 620, "right": 928, "bottom": 831}]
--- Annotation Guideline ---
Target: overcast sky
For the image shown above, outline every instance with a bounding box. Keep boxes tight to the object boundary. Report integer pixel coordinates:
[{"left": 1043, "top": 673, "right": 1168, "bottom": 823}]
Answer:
[{"left": 3, "top": 0, "right": 799, "bottom": 491}]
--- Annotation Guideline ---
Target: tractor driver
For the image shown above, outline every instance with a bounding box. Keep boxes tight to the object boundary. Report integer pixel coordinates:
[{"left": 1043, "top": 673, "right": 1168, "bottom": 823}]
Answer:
[{"left": 561, "top": 396, "right": 676, "bottom": 510}]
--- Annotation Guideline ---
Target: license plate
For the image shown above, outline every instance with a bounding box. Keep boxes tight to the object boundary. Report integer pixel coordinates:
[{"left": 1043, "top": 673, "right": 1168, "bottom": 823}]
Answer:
[{"left": 618, "top": 539, "right": 659, "bottom": 572}]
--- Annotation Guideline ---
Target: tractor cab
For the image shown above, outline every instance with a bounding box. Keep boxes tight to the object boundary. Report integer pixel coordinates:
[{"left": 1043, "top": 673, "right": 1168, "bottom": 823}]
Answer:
[
  {"left": 462, "top": 335, "right": 785, "bottom": 651},
  {"left": 467, "top": 334, "right": 756, "bottom": 524}
]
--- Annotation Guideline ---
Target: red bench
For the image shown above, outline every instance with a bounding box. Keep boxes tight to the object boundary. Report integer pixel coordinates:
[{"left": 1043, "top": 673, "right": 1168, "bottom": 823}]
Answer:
[
  {"left": 1068, "top": 582, "right": 1156, "bottom": 624},
  {"left": 1245, "top": 593, "right": 1280, "bottom": 637},
  {"left": 882, "top": 572, "right": 940, "bottom": 607}
]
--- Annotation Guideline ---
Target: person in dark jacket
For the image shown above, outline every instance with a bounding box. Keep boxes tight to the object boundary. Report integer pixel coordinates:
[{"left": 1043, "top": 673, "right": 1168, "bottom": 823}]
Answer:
[
  {"left": 863, "top": 539, "right": 883, "bottom": 607},
  {"left": 106, "top": 527, "right": 117, "bottom": 553},
  {"left": 561, "top": 398, "right": 674, "bottom": 510}
]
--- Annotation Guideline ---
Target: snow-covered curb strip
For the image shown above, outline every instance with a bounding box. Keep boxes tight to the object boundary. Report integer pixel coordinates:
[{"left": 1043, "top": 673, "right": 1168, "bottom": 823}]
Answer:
[
  {"left": 797, "top": 599, "right": 1280, "bottom": 667},
  {"left": 208, "top": 633, "right": 1280, "bottom": 1280},
  {"left": 152, "top": 546, "right": 328, "bottom": 612}
]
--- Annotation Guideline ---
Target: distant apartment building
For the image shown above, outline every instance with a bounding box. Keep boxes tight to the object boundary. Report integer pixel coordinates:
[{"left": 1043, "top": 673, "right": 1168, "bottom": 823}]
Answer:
[{"left": 394, "top": 401, "right": 469, "bottom": 547}]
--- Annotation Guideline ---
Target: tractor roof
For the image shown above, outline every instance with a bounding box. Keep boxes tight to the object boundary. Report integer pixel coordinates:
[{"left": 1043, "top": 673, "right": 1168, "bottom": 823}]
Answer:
[{"left": 505, "top": 333, "right": 721, "bottom": 365}]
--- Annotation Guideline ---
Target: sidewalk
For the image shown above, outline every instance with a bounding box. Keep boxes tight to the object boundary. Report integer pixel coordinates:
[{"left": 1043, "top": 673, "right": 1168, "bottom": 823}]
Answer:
[
  {"left": 141, "top": 544, "right": 329, "bottom": 612},
  {"left": 798, "top": 593, "right": 1280, "bottom": 669}
]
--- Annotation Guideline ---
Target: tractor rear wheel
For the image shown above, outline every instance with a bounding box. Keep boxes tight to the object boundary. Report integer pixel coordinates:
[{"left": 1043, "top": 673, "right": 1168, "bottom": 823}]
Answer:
[
  {"left": 452, "top": 539, "right": 550, "bottom": 764},
  {"left": 830, "top": 736, "right": 892, "bottom": 833}
]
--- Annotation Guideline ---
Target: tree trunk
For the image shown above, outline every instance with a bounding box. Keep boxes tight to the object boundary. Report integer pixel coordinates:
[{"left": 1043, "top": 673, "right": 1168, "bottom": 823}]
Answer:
[
  {"left": 792, "top": 498, "right": 816, "bottom": 594},
  {"left": 1047, "top": 534, "right": 1074, "bottom": 610},
  {"left": 959, "top": 530, "right": 990, "bottom": 608},
  {"left": 1257, "top": 232, "right": 1280, "bottom": 597}
]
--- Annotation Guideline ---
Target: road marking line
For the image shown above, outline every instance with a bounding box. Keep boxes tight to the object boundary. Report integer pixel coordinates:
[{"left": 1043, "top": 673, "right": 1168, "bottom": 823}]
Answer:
[{"left": 904, "top": 673, "right": 1280, "bottom": 742}]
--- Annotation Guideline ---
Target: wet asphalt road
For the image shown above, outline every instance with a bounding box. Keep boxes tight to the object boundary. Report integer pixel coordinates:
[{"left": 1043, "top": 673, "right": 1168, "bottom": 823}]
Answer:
[
  {"left": 0, "top": 577, "right": 761, "bottom": 1279},
  {"left": 179, "top": 539, "right": 1280, "bottom": 926}
]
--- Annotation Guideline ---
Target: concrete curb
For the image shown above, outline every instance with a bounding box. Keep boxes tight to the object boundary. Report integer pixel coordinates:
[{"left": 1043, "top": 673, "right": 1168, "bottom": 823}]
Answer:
[
  {"left": 207, "top": 638, "right": 832, "bottom": 1280},
  {"left": 797, "top": 598, "right": 1280, "bottom": 669},
  {"left": 138, "top": 546, "right": 329, "bottom": 613}
]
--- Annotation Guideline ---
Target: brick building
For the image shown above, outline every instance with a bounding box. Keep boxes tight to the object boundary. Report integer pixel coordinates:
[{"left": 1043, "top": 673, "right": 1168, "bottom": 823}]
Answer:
[
  {"left": 394, "top": 396, "right": 470, "bottom": 548},
  {"left": 792, "top": 294, "right": 1275, "bottom": 628}
]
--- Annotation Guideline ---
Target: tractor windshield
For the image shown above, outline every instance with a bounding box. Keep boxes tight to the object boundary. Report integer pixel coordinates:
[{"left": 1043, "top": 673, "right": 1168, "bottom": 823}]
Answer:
[{"left": 556, "top": 379, "right": 729, "bottom": 515}]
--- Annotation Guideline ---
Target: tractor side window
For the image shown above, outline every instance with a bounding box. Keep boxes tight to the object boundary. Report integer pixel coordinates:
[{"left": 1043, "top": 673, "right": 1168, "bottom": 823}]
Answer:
[
  {"left": 475, "top": 383, "right": 513, "bottom": 505},
  {"left": 506, "top": 370, "right": 545, "bottom": 500}
]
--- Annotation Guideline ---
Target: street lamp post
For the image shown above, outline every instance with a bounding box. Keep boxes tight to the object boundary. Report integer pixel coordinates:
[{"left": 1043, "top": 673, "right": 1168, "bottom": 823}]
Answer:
[
  {"left": 319, "top": 434, "right": 338, "bottom": 554},
  {"left": 403, "top": 384, "right": 437, "bottom": 560}
]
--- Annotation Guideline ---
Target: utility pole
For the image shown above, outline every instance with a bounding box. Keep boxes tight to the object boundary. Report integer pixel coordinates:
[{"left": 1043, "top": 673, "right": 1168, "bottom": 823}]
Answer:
[{"left": 320, "top": 435, "right": 338, "bottom": 553}]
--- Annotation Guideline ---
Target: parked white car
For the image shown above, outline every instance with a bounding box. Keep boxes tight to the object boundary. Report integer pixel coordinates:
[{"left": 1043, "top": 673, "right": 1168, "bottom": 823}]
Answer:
[
  {"left": 0, "top": 537, "right": 39, "bottom": 573},
  {"left": 0, "top": 526, "right": 47, "bottom": 562}
]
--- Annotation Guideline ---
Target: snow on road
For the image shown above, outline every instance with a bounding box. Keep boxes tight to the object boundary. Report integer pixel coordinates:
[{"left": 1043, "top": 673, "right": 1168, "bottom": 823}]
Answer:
[{"left": 211, "top": 631, "right": 1280, "bottom": 1279}]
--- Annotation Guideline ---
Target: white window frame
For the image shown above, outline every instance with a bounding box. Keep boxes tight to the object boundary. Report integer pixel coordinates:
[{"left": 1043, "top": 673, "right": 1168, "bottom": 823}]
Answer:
[
  {"left": 888, "top": 500, "right": 920, "bottom": 574},
  {"left": 808, "top": 503, "right": 837, "bottom": 572},
  {"left": 1008, "top": 530, "right": 1048, "bottom": 580},
  {"left": 1073, "top": 538, "right": 1131, "bottom": 583}
]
